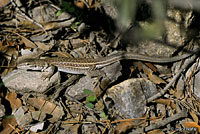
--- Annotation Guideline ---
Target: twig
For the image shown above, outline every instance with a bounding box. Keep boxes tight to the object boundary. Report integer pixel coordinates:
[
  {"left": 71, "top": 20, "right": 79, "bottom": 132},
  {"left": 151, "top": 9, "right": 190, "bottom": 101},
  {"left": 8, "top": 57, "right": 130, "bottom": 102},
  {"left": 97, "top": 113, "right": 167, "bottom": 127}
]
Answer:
[
  {"left": 144, "top": 110, "right": 188, "bottom": 132},
  {"left": 147, "top": 54, "right": 198, "bottom": 103}
]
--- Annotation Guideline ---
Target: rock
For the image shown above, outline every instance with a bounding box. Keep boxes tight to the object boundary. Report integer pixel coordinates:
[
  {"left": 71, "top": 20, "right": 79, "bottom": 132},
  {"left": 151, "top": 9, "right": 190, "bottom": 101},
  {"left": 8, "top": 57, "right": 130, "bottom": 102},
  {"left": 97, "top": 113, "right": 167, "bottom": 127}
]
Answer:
[
  {"left": 2, "top": 70, "right": 61, "bottom": 93},
  {"left": 103, "top": 78, "right": 158, "bottom": 118},
  {"left": 66, "top": 61, "right": 122, "bottom": 100},
  {"left": 0, "top": 103, "right": 5, "bottom": 118}
]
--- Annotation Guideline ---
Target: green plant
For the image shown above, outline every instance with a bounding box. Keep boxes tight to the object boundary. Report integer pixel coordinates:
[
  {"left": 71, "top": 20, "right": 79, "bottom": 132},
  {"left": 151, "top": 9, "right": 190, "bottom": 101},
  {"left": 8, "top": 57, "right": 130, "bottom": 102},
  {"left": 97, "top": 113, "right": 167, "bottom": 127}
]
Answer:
[
  {"left": 83, "top": 89, "right": 97, "bottom": 109},
  {"left": 83, "top": 89, "right": 108, "bottom": 119},
  {"left": 56, "top": 0, "right": 80, "bottom": 16},
  {"left": 71, "top": 21, "right": 80, "bottom": 31},
  {"left": 99, "top": 111, "right": 108, "bottom": 119}
]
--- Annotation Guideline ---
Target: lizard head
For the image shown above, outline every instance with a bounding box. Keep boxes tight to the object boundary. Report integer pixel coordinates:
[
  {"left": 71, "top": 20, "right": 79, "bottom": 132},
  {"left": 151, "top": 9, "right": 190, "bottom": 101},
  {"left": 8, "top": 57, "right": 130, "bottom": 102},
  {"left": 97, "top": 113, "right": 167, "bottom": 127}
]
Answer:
[{"left": 17, "top": 59, "right": 47, "bottom": 71}]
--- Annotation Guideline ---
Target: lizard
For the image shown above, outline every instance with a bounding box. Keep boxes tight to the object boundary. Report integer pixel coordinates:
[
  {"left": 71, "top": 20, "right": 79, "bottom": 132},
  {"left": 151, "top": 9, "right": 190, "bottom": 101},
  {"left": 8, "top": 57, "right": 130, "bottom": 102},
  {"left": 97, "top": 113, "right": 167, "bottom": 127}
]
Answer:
[{"left": 16, "top": 51, "right": 196, "bottom": 75}]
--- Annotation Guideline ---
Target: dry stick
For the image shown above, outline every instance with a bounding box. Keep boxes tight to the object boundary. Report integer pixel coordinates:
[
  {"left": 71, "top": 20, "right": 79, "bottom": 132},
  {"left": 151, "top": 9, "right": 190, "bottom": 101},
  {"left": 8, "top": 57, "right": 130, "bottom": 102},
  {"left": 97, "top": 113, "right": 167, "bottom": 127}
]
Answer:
[
  {"left": 147, "top": 54, "right": 198, "bottom": 103},
  {"left": 144, "top": 110, "right": 188, "bottom": 132}
]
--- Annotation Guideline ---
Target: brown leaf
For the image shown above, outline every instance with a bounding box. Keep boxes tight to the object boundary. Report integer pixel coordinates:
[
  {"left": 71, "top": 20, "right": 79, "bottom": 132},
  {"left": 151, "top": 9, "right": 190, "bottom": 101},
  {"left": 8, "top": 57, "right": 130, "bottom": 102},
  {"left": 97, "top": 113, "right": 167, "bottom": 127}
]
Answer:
[
  {"left": 0, "top": 0, "right": 10, "bottom": 8},
  {"left": 34, "top": 42, "right": 52, "bottom": 50},
  {"left": 145, "top": 63, "right": 158, "bottom": 73},
  {"left": 26, "top": 97, "right": 46, "bottom": 110},
  {"left": 43, "top": 22, "right": 56, "bottom": 30},
  {"left": 189, "top": 111, "right": 199, "bottom": 123},
  {"left": 154, "top": 99, "right": 171, "bottom": 105},
  {"left": 69, "top": 124, "right": 81, "bottom": 134},
  {"left": 147, "top": 129, "right": 164, "bottom": 134},
  {"left": 21, "top": 36, "right": 37, "bottom": 48},
  {"left": 26, "top": 97, "right": 62, "bottom": 123},
  {"left": 112, "top": 122, "right": 134, "bottom": 134},
  {"left": 49, "top": 105, "right": 62, "bottom": 123},
  {"left": 183, "top": 122, "right": 200, "bottom": 133},
  {"left": 175, "top": 89, "right": 184, "bottom": 99},
  {"left": 41, "top": 101, "right": 57, "bottom": 114},
  {"left": 148, "top": 72, "right": 166, "bottom": 84},
  {"left": 154, "top": 99, "right": 176, "bottom": 110},
  {"left": 5, "top": 92, "right": 22, "bottom": 113},
  {"left": 134, "top": 62, "right": 166, "bottom": 84},
  {"left": 1, "top": 117, "right": 18, "bottom": 134},
  {"left": 0, "top": 45, "right": 18, "bottom": 58},
  {"left": 13, "top": 32, "right": 37, "bottom": 48}
]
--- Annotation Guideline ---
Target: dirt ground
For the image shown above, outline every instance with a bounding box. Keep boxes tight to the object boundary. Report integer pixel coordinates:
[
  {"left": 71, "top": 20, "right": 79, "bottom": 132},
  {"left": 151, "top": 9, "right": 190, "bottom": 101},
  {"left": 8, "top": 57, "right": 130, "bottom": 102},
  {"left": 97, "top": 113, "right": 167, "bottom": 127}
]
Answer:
[{"left": 0, "top": 0, "right": 200, "bottom": 133}]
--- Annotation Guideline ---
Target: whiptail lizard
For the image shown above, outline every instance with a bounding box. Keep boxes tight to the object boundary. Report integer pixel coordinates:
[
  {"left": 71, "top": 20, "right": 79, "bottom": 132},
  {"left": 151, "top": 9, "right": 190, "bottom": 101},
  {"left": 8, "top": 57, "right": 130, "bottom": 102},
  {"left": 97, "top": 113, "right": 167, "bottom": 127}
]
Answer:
[{"left": 17, "top": 51, "right": 195, "bottom": 75}]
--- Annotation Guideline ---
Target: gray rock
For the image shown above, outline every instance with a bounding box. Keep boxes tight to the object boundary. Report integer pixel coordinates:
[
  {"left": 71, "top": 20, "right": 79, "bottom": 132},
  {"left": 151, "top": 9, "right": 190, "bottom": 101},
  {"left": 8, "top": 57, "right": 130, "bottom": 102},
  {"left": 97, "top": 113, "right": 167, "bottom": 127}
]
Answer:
[
  {"left": 103, "top": 78, "right": 158, "bottom": 118},
  {"left": 0, "top": 103, "right": 5, "bottom": 118},
  {"left": 66, "top": 61, "right": 122, "bottom": 100},
  {"left": 14, "top": 106, "right": 32, "bottom": 126},
  {"left": 2, "top": 70, "right": 61, "bottom": 93}
]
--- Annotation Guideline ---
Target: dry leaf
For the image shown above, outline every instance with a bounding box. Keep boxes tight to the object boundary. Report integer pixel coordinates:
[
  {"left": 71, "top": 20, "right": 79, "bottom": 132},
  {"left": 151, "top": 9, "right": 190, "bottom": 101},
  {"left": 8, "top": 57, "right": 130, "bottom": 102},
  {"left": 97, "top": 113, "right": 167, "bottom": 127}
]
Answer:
[
  {"left": 154, "top": 99, "right": 176, "bottom": 110},
  {"left": 21, "top": 36, "right": 37, "bottom": 48},
  {"left": 145, "top": 63, "right": 157, "bottom": 72},
  {"left": 112, "top": 122, "right": 134, "bottom": 134},
  {"left": 69, "top": 124, "right": 81, "bottom": 134},
  {"left": 41, "top": 101, "right": 57, "bottom": 114},
  {"left": 44, "top": 18, "right": 75, "bottom": 30},
  {"left": 5, "top": 92, "right": 22, "bottom": 113},
  {"left": 147, "top": 129, "right": 164, "bottom": 134},
  {"left": 49, "top": 106, "right": 62, "bottom": 123},
  {"left": 175, "top": 89, "right": 184, "bottom": 99},
  {"left": 26, "top": 97, "right": 45, "bottom": 110},
  {"left": 1, "top": 117, "right": 18, "bottom": 134},
  {"left": 189, "top": 111, "right": 199, "bottom": 123},
  {"left": 13, "top": 32, "right": 37, "bottom": 48},
  {"left": 44, "top": 22, "right": 56, "bottom": 30},
  {"left": 148, "top": 72, "right": 166, "bottom": 84},
  {"left": 34, "top": 42, "right": 52, "bottom": 50},
  {"left": 0, "top": 0, "right": 10, "bottom": 7},
  {"left": 0, "top": 45, "right": 18, "bottom": 59},
  {"left": 183, "top": 122, "right": 200, "bottom": 133},
  {"left": 134, "top": 62, "right": 166, "bottom": 84},
  {"left": 154, "top": 99, "right": 171, "bottom": 105},
  {"left": 26, "top": 97, "right": 62, "bottom": 123},
  {"left": 18, "top": 20, "right": 41, "bottom": 29}
]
